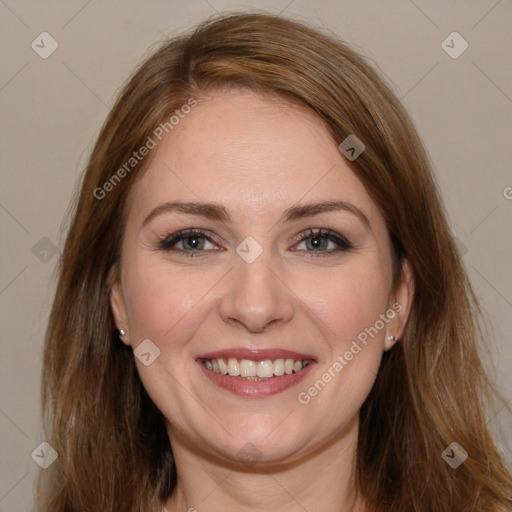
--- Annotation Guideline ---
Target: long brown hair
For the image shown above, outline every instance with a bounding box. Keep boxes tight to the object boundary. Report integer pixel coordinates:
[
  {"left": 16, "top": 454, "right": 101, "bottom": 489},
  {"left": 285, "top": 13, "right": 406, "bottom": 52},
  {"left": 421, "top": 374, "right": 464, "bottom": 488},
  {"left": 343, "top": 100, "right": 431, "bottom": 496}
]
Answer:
[{"left": 36, "top": 12, "right": 512, "bottom": 512}]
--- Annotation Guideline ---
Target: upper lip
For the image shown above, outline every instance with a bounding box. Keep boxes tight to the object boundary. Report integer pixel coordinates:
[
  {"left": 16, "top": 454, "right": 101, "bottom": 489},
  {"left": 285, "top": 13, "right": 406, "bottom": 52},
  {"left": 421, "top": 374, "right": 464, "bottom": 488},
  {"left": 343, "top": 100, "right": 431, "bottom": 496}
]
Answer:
[{"left": 197, "top": 348, "right": 317, "bottom": 361}]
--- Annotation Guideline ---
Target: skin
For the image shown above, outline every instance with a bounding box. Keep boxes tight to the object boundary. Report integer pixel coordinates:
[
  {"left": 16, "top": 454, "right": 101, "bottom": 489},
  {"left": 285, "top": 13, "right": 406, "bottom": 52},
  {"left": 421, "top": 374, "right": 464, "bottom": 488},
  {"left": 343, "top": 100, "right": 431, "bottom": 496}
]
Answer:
[{"left": 110, "top": 89, "right": 414, "bottom": 512}]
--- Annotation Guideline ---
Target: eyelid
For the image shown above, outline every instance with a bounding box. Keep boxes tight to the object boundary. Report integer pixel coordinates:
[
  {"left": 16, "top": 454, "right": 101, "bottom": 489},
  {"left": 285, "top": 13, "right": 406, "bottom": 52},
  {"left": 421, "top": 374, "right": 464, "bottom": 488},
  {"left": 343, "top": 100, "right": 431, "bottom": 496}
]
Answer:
[
  {"left": 159, "top": 228, "right": 222, "bottom": 251},
  {"left": 291, "top": 228, "right": 353, "bottom": 254},
  {"left": 158, "top": 227, "right": 353, "bottom": 256}
]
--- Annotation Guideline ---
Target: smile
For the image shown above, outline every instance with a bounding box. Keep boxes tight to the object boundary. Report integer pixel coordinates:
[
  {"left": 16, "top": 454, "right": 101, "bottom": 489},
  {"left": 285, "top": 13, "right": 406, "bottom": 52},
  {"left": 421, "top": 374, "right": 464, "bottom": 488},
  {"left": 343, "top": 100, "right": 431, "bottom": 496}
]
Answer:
[
  {"left": 200, "top": 357, "right": 311, "bottom": 379},
  {"left": 196, "top": 349, "right": 317, "bottom": 397}
]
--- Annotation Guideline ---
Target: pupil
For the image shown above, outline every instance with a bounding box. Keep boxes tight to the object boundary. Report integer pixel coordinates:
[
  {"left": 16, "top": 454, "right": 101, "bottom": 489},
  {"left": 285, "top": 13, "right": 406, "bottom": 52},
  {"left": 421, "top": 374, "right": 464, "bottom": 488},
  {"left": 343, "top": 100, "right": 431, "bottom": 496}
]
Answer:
[
  {"left": 188, "top": 237, "right": 199, "bottom": 249},
  {"left": 307, "top": 234, "right": 330, "bottom": 251}
]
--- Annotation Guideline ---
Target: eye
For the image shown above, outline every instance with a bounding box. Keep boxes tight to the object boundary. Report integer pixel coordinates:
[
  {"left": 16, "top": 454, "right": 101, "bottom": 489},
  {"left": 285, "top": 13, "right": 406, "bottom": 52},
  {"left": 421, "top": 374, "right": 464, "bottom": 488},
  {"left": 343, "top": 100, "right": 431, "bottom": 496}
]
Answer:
[
  {"left": 158, "top": 227, "right": 352, "bottom": 259},
  {"left": 292, "top": 228, "right": 352, "bottom": 257},
  {"left": 159, "top": 229, "right": 220, "bottom": 257}
]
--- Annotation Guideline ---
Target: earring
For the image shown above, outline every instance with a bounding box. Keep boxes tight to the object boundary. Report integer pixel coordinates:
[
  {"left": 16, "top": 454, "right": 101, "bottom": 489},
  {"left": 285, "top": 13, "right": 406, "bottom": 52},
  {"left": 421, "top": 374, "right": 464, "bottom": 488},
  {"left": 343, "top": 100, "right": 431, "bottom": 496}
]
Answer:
[
  {"left": 119, "top": 329, "right": 126, "bottom": 337},
  {"left": 386, "top": 335, "right": 397, "bottom": 343}
]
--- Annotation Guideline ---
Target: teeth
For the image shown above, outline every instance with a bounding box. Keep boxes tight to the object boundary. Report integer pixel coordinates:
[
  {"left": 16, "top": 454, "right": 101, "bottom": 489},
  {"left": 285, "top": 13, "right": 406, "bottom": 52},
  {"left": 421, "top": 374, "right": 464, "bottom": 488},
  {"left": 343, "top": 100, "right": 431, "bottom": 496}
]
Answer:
[
  {"left": 218, "top": 358, "right": 228, "bottom": 375},
  {"left": 273, "top": 358, "right": 285, "bottom": 376},
  {"left": 204, "top": 357, "right": 310, "bottom": 378},
  {"left": 240, "top": 359, "right": 257, "bottom": 377},
  {"left": 227, "top": 357, "right": 240, "bottom": 376},
  {"left": 256, "top": 360, "right": 274, "bottom": 378}
]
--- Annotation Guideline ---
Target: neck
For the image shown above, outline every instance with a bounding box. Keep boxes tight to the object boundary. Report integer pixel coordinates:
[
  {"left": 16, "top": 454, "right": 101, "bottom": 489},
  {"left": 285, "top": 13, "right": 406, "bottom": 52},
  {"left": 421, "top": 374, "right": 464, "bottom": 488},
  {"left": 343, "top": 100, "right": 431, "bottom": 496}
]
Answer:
[{"left": 164, "top": 415, "right": 366, "bottom": 512}]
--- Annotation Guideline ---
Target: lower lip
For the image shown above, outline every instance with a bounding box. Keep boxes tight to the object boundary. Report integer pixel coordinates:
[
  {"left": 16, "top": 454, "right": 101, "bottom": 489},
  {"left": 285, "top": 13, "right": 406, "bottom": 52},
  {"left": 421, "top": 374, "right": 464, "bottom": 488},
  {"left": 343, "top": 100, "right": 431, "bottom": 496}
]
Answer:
[{"left": 197, "top": 361, "right": 316, "bottom": 397}]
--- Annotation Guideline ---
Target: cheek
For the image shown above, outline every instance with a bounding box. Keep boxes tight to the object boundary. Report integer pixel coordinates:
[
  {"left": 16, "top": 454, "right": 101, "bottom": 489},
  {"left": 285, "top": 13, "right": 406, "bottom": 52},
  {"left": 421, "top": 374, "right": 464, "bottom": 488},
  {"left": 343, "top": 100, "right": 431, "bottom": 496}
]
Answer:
[
  {"left": 291, "top": 260, "right": 391, "bottom": 418},
  {"left": 121, "top": 258, "right": 218, "bottom": 419},
  {"left": 299, "top": 260, "right": 391, "bottom": 348},
  {"left": 122, "top": 256, "right": 215, "bottom": 345}
]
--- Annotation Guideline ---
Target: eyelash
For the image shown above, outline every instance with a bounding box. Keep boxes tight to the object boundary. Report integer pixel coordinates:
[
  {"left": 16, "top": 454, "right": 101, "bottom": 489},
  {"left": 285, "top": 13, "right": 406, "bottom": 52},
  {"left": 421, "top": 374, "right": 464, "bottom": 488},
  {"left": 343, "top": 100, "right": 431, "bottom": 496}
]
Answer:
[{"left": 158, "top": 228, "right": 353, "bottom": 259}]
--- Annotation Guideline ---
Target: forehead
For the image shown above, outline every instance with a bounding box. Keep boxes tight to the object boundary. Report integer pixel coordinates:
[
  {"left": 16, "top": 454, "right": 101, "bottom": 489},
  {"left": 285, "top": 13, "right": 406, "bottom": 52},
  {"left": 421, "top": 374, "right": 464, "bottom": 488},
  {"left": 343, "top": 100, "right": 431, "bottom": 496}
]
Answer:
[{"left": 127, "top": 89, "right": 381, "bottom": 227}]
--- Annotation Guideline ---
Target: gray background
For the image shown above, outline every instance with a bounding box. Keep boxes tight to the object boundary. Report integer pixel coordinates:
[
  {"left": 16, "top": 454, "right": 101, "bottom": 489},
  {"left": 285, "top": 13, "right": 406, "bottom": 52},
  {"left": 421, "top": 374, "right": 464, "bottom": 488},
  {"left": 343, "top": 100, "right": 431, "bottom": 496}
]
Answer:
[{"left": 1, "top": 1, "right": 511, "bottom": 510}]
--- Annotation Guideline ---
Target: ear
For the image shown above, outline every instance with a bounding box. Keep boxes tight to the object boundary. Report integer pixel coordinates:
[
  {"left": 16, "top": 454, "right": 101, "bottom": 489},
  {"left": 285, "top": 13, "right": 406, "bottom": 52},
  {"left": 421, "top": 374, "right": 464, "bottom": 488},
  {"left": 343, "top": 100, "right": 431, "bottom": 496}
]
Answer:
[
  {"left": 110, "top": 280, "right": 131, "bottom": 346},
  {"left": 384, "top": 259, "right": 414, "bottom": 351}
]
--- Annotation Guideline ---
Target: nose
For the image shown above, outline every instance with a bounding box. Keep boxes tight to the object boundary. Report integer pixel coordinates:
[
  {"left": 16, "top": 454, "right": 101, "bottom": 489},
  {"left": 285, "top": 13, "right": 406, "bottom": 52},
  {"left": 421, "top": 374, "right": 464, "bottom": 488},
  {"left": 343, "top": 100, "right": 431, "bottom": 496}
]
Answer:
[{"left": 219, "top": 253, "right": 295, "bottom": 333}]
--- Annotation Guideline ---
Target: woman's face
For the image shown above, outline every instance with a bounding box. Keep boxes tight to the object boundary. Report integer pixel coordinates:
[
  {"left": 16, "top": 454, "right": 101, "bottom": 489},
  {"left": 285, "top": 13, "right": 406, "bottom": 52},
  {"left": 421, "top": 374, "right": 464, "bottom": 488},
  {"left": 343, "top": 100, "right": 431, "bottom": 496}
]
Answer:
[{"left": 111, "top": 89, "right": 412, "bottom": 467}]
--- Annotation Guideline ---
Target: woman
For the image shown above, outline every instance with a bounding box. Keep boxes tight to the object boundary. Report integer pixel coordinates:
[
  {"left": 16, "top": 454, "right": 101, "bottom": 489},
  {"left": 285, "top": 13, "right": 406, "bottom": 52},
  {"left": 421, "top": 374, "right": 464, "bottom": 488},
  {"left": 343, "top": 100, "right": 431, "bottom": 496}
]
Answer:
[{"left": 36, "top": 12, "right": 512, "bottom": 512}]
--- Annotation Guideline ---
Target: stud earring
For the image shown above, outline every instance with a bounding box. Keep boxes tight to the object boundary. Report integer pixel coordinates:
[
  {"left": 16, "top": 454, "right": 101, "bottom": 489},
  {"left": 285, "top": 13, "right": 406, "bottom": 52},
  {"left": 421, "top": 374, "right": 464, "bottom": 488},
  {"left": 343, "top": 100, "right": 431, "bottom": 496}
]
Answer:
[
  {"left": 386, "top": 335, "right": 397, "bottom": 343},
  {"left": 119, "top": 329, "right": 126, "bottom": 337}
]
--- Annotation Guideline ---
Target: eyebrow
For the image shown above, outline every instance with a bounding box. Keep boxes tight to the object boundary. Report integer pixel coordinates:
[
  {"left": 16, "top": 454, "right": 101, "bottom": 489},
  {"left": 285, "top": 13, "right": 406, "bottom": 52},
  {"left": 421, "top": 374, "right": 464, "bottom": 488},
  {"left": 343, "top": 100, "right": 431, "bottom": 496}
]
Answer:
[{"left": 142, "top": 200, "right": 371, "bottom": 230}]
